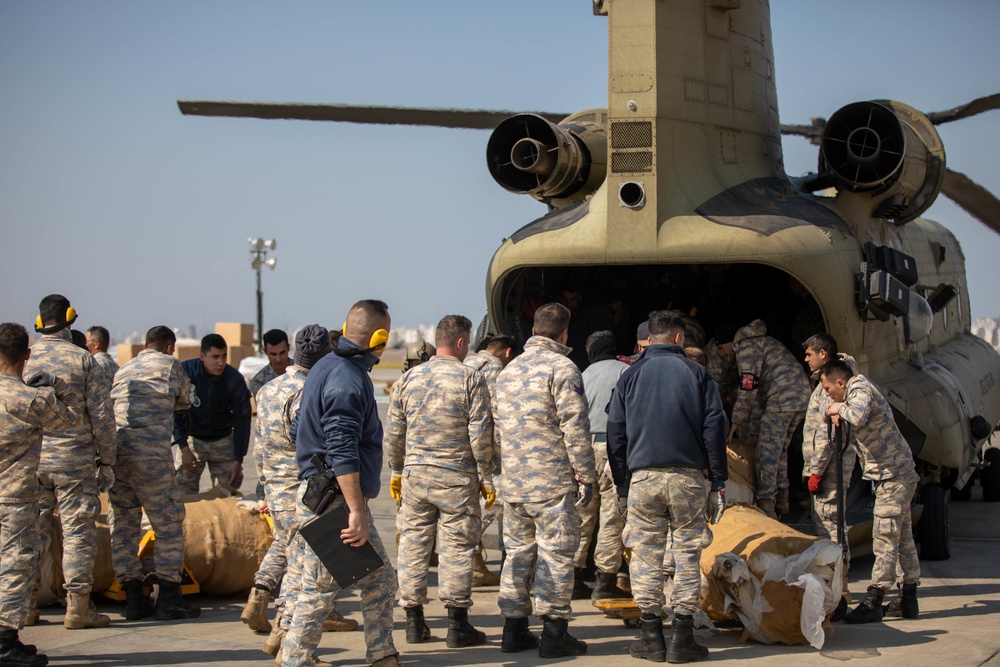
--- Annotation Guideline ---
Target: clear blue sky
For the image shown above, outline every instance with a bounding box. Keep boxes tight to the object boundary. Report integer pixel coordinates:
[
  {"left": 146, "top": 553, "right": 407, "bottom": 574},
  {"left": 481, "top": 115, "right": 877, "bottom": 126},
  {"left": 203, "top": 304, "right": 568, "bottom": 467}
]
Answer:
[{"left": 2, "top": 1, "right": 998, "bottom": 339}]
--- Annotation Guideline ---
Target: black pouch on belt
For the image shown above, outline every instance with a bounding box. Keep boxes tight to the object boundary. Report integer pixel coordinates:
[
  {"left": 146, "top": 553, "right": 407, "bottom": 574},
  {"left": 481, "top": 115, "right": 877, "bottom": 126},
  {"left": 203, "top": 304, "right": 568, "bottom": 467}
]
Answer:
[{"left": 302, "top": 454, "right": 340, "bottom": 514}]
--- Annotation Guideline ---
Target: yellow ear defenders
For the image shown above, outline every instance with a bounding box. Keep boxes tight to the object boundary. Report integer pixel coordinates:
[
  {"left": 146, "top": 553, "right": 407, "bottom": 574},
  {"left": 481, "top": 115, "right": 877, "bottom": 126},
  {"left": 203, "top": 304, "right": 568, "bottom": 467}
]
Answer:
[
  {"left": 35, "top": 306, "right": 78, "bottom": 334},
  {"left": 340, "top": 322, "right": 390, "bottom": 353}
]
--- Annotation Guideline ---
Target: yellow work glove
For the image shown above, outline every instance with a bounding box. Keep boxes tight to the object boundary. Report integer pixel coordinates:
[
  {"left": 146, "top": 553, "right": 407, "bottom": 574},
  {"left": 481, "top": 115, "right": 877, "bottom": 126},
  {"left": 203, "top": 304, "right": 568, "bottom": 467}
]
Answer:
[
  {"left": 480, "top": 482, "right": 496, "bottom": 510},
  {"left": 390, "top": 475, "right": 402, "bottom": 506}
]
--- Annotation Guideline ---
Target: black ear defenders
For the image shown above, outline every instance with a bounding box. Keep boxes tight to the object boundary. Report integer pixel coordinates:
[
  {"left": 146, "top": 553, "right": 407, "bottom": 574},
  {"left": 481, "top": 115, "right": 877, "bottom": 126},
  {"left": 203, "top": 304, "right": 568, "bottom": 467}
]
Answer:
[{"left": 35, "top": 306, "right": 78, "bottom": 334}]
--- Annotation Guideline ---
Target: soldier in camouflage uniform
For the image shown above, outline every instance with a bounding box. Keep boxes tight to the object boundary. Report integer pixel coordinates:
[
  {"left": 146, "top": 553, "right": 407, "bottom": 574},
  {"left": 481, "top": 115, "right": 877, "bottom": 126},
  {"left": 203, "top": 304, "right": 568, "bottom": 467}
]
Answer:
[
  {"left": 717, "top": 319, "right": 809, "bottom": 517},
  {"left": 243, "top": 325, "right": 356, "bottom": 659},
  {"left": 281, "top": 300, "right": 399, "bottom": 667},
  {"left": 250, "top": 329, "right": 291, "bottom": 399},
  {"left": 386, "top": 315, "right": 494, "bottom": 649},
  {"left": 607, "top": 311, "right": 728, "bottom": 663},
  {"left": 85, "top": 325, "right": 119, "bottom": 380},
  {"left": 23, "top": 294, "right": 115, "bottom": 629},
  {"left": 821, "top": 360, "right": 920, "bottom": 624},
  {"left": 801, "top": 333, "right": 858, "bottom": 619},
  {"left": 0, "top": 322, "right": 80, "bottom": 666},
  {"left": 109, "top": 326, "right": 200, "bottom": 621},
  {"left": 493, "top": 302, "right": 596, "bottom": 659}
]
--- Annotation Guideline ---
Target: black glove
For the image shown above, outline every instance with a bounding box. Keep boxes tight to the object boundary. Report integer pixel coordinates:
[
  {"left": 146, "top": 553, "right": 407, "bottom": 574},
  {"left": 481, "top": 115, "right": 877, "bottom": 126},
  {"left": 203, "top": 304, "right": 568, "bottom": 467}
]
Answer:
[{"left": 26, "top": 371, "right": 57, "bottom": 388}]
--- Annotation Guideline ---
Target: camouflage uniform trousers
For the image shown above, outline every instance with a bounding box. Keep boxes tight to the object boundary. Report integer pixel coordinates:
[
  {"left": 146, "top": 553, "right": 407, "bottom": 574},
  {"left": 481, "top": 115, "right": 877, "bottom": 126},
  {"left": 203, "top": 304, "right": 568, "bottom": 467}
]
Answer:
[
  {"left": 755, "top": 410, "right": 804, "bottom": 502},
  {"left": 574, "top": 440, "right": 624, "bottom": 574},
  {"left": 280, "top": 488, "right": 397, "bottom": 667},
  {"left": 0, "top": 502, "right": 39, "bottom": 630},
  {"left": 623, "top": 467, "right": 709, "bottom": 617},
  {"left": 174, "top": 434, "right": 234, "bottom": 494},
  {"left": 499, "top": 493, "right": 579, "bottom": 620},
  {"left": 37, "top": 468, "right": 99, "bottom": 594},
  {"left": 109, "top": 448, "right": 185, "bottom": 583},
  {"left": 398, "top": 465, "right": 481, "bottom": 609},
  {"left": 255, "top": 484, "right": 299, "bottom": 593},
  {"left": 811, "top": 450, "right": 857, "bottom": 573},
  {"left": 871, "top": 471, "right": 921, "bottom": 590}
]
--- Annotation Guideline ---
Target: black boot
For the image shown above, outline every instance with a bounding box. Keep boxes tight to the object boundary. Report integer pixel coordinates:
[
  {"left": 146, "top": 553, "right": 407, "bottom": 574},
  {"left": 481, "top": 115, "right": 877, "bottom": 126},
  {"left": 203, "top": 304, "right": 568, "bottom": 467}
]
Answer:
[
  {"left": 666, "top": 613, "right": 708, "bottom": 664},
  {"left": 154, "top": 581, "right": 200, "bottom": 621},
  {"left": 571, "top": 568, "right": 591, "bottom": 600},
  {"left": 630, "top": 614, "right": 666, "bottom": 663},
  {"left": 831, "top": 596, "right": 848, "bottom": 622},
  {"left": 404, "top": 606, "right": 430, "bottom": 644},
  {"left": 445, "top": 607, "right": 485, "bottom": 648},
  {"left": 843, "top": 585, "right": 884, "bottom": 624},
  {"left": 123, "top": 580, "right": 154, "bottom": 621},
  {"left": 538, "top": 615, "right": 587, "bottom": 658},
  {"left": 900, "top": 583, "right": 919, "bottom": 619},
  {"left": 0, "top": 629, "right": 47, "bottom": 667},
  {"left": 591, "top": 569, "right": 631, "bottom": 603},
  {"left": 501, "top": 616, "right": 538, "bottom": 653}
]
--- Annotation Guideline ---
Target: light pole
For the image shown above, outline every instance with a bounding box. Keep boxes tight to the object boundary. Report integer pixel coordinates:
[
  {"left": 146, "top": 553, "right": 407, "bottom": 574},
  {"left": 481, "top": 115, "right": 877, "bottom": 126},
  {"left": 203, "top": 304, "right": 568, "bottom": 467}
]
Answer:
[{"left": 248, "top": 237, "right": 277, "bottom": 353}]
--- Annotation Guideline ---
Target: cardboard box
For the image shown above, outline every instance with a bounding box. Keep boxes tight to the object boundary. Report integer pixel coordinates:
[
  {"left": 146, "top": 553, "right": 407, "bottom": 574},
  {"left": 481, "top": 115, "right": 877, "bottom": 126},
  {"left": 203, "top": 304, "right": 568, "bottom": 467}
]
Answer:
[
  {"left": 173, "top": 343, "right": 201, "bottom": 362},
  {"left": 117, "top": 344, "right": 145, "bottom": 367},
  {"left": 227, "top": 344, "right": 258, "bottom": 370},
  {"left": 214, "top": 322, "right": 255, "bottom": 347}
]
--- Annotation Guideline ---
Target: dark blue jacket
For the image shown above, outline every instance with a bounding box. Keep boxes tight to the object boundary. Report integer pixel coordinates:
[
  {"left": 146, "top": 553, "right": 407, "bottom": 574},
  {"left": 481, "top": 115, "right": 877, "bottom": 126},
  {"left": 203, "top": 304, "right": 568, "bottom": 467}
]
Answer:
[
  {"left": 172, "top": 359, "right": 252, "bottom": 461},
  {"left": 606, "top": 344, "right": 728, "bottom": 497},
  {"left": 293, "top": 337, "right": 383, "bottom": 499}
]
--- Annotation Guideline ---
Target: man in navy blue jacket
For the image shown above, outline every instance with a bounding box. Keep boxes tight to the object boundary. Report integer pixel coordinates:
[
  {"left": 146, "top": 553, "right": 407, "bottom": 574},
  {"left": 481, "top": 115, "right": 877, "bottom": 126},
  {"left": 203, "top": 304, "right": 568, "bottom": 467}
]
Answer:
[
  {"left": 281, "top": 299, "right": 400, "bottom": 667},
  {"left": 607, "top": 310, "right": 728, "bottom": 664}
]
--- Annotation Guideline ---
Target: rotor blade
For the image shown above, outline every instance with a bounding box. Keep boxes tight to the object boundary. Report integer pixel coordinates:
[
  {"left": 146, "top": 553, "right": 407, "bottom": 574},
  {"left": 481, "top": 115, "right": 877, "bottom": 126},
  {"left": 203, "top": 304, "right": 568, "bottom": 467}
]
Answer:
[
  {"left": 177, "top": 101, "right": 569, "bottom": 130},
  {"left": 925, "top": 93, "right": 1000, "bottom": 125},
  {"left": 941, "top": 167, "right": 1000, "bottom": 236}
]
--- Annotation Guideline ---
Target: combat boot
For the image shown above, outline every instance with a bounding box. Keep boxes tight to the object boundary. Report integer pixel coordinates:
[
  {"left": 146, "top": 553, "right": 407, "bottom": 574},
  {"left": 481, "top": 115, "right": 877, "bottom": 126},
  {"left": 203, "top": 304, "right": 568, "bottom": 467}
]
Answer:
[
  {"left": 63, "top": 591, "right": 110, "bottom": 629},
  {"left": 666, "top": 613, "right": 708, "bottom": 663},
  {"left": 262, "top": 613, "right": 284, "bottom": 656},
  {"left": 322, "top": 606, "right": 358, "bottom": 632},
  {"left": 775, "top": 488, "right": 790, "bottom": 516},
  {"left": 571, "top": 568, "right": 591, "bottom": 600},
  {"left": 154, "top": 581, "right": 200, "bottom": 620},
  {"left": 756, "top": 498, "right": 777, "bottom": 519},
  {"left": 900, "top": 583, "right": 919, "bottom": 619},
  {"left": 501, "top": 616, "right": 538, "bottom": 653},
  {"left": 831, "top": 596, "right": 848, "bottom": 622},
  {"left": 0, "top": 628, "right": 47, "bottom": 667},
  {"left": 630, "top": 614, "right": 667, "bottom": 663},
  {"left": 404, "top": 605, "right": 430, "bottom": 644},
  {"left": 843, "top": 585, "right": 884, "bottom": 624},
  {"left": 591, "top": 569, "right": 631, "bottom": 602},
  {"left": 123, "top": 580, "right": 154, "bottom": 621},
  {"left": 445, "top": 606, "right": 486, "bottom": 648},
  {"left": 241, "top": 586, "right": 272, "bottom": 633},
  {"left": 22, "top": 591, "right": 38, "bottom": 627},
  {"left": 369, "top": 654, "right": 402, "bottom": 667},
  {"left": 471, "top": 550, "right": 500, "bottom": 587},
  {"left": 538, "top": 615, "right": 587, "bottom": 658}
]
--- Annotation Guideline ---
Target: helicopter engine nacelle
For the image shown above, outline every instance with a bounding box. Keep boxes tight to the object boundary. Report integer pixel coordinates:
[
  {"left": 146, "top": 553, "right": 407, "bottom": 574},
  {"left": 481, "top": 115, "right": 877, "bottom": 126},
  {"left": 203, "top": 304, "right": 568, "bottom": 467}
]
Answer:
[
  {"left": 486, "top": 110, "right": 607, "bottom": 208},
  {"left": 820, "top": 100, "right": 945, "bottom": 224}
]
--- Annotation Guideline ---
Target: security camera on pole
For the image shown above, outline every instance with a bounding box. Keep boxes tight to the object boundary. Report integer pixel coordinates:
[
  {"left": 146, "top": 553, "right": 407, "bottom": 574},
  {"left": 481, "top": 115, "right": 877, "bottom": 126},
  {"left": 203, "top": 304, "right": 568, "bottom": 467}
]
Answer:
[{"left": 248, "top": 237, "right": 277, "bottom": 353}]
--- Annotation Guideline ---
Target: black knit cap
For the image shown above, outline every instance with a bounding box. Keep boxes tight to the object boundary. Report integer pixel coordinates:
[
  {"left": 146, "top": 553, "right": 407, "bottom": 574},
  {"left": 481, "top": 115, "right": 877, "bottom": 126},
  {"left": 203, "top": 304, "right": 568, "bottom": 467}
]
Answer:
[{"left": 295, "top": 324, "right": 333, "bottom": 370}]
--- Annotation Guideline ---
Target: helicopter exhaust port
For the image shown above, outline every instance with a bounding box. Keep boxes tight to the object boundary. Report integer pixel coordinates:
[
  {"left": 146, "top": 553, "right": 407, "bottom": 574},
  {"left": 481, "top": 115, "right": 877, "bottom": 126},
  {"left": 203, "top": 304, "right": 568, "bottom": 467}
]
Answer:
[{"left": 618, "top": 181, "right": 645, "bottom": 208}]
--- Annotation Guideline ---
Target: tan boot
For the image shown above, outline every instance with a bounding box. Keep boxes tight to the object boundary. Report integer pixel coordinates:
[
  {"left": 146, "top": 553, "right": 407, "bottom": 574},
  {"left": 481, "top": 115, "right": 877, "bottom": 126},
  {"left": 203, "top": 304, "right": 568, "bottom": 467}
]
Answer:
[
  {"left": 241, "top": 587, "right": 272, "bottom": 633},
  {"left": 23, "top": 590, "right": 38, "bottom": 626},
  {"left": 757, "top": 498, "right": 777, "bottom": 519},
  {"left": 471, "top": 550, "right": 500, "bottom": 587},
  {"left": 263, "top": 612, "right": 284, "bottom": 656},
  {"left": 370, "top": 654, "right": 401, "bottom": 667},
  {"left": 322, "top": 607, "right": 358, "bottom": 632},
  {"left": 64, "top": 591, "right": 111, "bottom": 629},
  {"left": 273, "top": 653, "right": 334, "bottom": 667}
]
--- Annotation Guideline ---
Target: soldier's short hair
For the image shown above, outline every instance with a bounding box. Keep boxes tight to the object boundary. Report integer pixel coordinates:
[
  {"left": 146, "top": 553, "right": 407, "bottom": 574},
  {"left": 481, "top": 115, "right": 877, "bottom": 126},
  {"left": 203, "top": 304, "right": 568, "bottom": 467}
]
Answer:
[
  {"left": 803, "top": 332, "right": 838, "bottom": 357},
  {"left": 38, "top": 294, "right": 72, "bottom": 326},
  {"left": 487, "top": 334, "right": 516, "bottom": 354},
  {"left": 87, "top": 326, "right": 111, "bottom": 350},
  {"left": 819, "top": 359, "right": 854, "bottom": 383},
  {"left": 262, "top": 329, "right": 288, "bottom": 348},
  {"left": 201, "top": 333, "right": 227, "bottom": 353},
  {"left": 71, "top": 330, "right": 88, "bottom": 349},
  {"left": 585, "top": 330, "right": 615, "bottom": 358},
  {"left": 435, "top": 315, "right": 472, "bottom": 349},
  {"left": 648, "top": 310, "right": 686, "bottom": 341},
  {"left": 0, "top": 322, "right": 29, "bottom": 365},
  {"left": 349, "top": 299, "right": 390, "bottom": 321},
  {"left": 146, "top": 326, "right": 176, "bottom": 352},
  {"left": 533, "top": 303, "right": 571, "bottom": 339}
]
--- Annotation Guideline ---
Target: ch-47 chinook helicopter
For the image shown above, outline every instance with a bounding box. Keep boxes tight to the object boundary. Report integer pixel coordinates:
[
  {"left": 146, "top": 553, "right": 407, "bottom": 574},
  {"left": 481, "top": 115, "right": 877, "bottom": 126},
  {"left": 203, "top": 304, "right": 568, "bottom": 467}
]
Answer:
[{"left": 178, "top": 0, "right": 1000, "bottom": 559}]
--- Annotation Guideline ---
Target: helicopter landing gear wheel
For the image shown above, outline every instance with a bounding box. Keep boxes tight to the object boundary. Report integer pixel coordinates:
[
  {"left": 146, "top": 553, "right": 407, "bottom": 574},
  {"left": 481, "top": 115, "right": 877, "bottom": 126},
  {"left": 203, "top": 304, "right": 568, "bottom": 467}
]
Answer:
[
  {"left": 982, "top": 449, "right": 1000, "bottom": 502},
  {"left": 919, "top": 484, "right": 950, "bottom": 561}
]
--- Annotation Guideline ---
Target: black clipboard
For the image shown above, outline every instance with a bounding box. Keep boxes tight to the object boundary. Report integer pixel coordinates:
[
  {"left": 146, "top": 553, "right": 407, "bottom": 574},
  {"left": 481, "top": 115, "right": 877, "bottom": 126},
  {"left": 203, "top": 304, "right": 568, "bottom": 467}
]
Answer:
[{"left": 299, "top": 504, "right": 385, "bottom": 589}]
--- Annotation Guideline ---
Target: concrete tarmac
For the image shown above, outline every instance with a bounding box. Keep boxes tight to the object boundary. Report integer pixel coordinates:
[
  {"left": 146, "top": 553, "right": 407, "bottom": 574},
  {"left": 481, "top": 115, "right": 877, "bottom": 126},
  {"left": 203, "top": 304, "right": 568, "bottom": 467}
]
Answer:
[{"left": 22, "top": 394, "right": 1000, "bottom": 666}]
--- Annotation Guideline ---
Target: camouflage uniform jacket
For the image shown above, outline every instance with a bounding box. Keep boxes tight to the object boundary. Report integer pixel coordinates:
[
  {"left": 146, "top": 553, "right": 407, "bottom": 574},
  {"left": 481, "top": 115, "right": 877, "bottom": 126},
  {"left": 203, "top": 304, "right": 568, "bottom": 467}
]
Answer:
[
  {"left": 834, "top": 374, "right": 916, "bottom": 481},
  {"left": 94, "top": 352, "right": 119, "bottom": 381},
  {"left": 802, "top": 353, "right": 859, "bottom": 477},
  {"left": 493, "top": 335, "right": 595, "bottom": 503},
  {"left": 254, "top": 365, "right": 307, "bottom": 490},
  {"left": 0, "top": 374, "right": 80, "bottom": 503},
  {"left": 731, "top": 319, "right": 809, "bottom": 426},
  {"left": 250, "top": 363, "right": 280, "bottom": 399},
  {"left": 23, "top": 329, "right": 116, "bottom": 470},
  {"left": 384, "top": 355, "right": 494, "bottom": 481},
  {"left": 464, "top": 351, "right": 503, "bottom": 398},
  {"left": 110, "top": 349, "right": 194, "bottom": 449}
]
